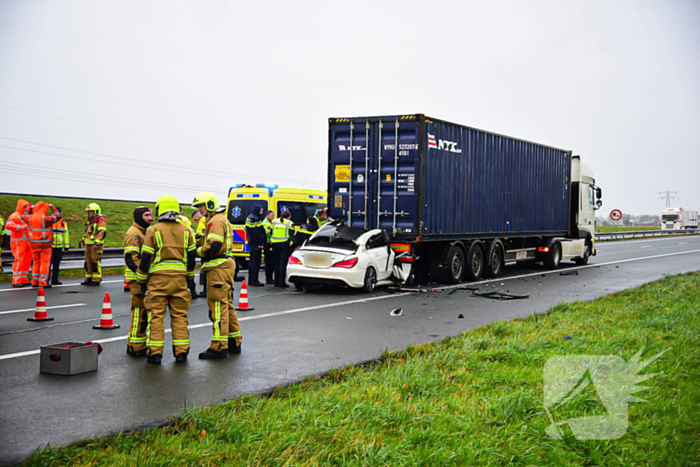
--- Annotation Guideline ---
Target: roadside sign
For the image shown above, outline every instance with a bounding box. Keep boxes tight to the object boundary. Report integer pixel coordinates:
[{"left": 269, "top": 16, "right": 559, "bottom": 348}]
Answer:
[{"left": 610, "top": 209, "right": 623, "bottom": 221}]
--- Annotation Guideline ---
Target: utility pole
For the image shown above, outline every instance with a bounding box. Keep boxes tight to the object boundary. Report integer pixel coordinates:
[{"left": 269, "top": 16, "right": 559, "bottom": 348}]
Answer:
[{"left": 657, "top": 191, "right": 679, "bottom": 208}]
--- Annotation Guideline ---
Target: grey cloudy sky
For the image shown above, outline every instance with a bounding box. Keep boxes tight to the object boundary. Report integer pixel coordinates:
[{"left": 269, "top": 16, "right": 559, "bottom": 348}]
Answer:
[{"left": 1, "top": 0, "right": 698, "bottom": 217}]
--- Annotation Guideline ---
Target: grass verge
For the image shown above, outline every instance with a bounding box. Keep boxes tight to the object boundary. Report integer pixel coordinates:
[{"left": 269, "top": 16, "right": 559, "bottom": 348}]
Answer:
[{"left": 24, "top": 272, "right": 700, "bottom": 466}]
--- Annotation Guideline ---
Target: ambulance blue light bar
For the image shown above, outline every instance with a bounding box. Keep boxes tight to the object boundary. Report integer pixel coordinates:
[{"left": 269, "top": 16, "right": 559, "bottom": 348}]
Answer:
[{"left": 256, "top": 183, "right": 278, "bottom": 189}]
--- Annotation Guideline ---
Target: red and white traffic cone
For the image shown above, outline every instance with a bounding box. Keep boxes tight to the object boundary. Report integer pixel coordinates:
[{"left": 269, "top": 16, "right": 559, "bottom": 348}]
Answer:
[
  {"left": 93, "top": 293, "right": 120, "bottom": 329},
  {"left": 124, "top": 276, "right": 130, "bottom": 292},
  {"left": 236, "top": 280, "right": 254, "bottom": 311},
  {"left": 28, "top": 287, "right": 54, "bottom": 322}
]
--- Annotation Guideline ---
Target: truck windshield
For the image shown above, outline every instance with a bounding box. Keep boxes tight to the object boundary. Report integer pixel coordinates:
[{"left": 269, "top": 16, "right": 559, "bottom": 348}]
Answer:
[
  {"left": 662, "top": 214, "right": 679, "bottom": 222},
  {"left": 227, "top": 200, "right": 269, "bottom": 225}
]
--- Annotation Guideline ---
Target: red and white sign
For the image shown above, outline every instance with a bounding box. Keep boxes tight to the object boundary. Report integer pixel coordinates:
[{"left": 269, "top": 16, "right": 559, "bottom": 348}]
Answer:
[
  {"left": 428, "top": 133, "right": 437, "bottom": 149},
  {"left": 610, "top": 209, "right": 623, "bottom": 221}
]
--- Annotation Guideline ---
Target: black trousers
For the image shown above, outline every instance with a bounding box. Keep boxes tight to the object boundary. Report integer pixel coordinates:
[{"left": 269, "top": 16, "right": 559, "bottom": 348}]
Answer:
[
  {"left": 248, "top": 246, "right": 262, "bottom": 284},
  {"left": 271, "top": 243, "right": 290, "bottom": 286},
  {"left": 264, "top": 243, "right": 274, "bottom": 283},
  {"left": 50, "top": 248, "right": 63, "bottom": 283}
]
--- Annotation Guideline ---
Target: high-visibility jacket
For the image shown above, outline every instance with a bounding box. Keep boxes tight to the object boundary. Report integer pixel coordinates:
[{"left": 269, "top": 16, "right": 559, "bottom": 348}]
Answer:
[
  {"left": 23, "top": 202, "right": 61, "bottom": 249},
  {"left": 270, "top": 218, "right": 293, "bottom": 244},
  {"left": 6, "top": 199, "right": 31, "bottom": 242},
  {"left": 176, "top": 214, "right": 194, "bottom": 231},
  {"left": 137, "top": 217, "right": 196, "bottom": 282},
  {"left": 52, "top": 218, "right": 70, "bottom": 249},
  {"left": 197, "top": 212, "right": 233, "bottom": 271},
  {"left": 84, "top": 216, "right": 107, "bottom": 246},
  {"left": 0, "top": 215, "right": 6, "bottom": 237},
  {"left": 124, "top": 221, "right": 147, "bottom": 281},
  {"left": 314, "top": 215, "right": 326, "bottom": 229},
  {"left": 245, "top": 213, "right": 266, "bottom": 247},
  {"left": 263, "top": 218, "right": 273, "bottom": 242}
]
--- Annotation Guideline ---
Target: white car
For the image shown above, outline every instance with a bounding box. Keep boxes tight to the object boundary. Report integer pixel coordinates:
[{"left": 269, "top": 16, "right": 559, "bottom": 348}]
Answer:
[{"left": 287, "top": 224, "right": 398, "bottom": 292}]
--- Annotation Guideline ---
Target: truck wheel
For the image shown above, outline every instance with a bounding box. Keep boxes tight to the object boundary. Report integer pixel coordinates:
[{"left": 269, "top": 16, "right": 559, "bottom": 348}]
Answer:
[
  {"left": 464, "top": 241, "right": 485, "bottom": 281},
  {"left": 363, "top": 267, "right": 377, "bottom": 293},
  {"left": 574, "top": 241, "right": 591, "bottom": 265},
  {"left": 545, "top": 242, "right": 561, "bottom": 269},
  {"left": 445, "top": 245, "right": 465, "bottom": 284},
  {"left": 485, "top": 241, "right": 504, "bottom": 278}
]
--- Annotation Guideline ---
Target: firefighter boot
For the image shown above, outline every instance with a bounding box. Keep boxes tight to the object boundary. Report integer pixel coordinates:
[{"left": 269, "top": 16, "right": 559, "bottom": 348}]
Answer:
[{"left": 198, "top": 348, "right": 228, "bottom": 359}]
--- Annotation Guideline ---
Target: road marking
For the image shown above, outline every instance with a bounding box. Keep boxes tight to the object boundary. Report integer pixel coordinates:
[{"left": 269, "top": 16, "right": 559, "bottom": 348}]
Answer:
[
  {"left": 0, "top": 280, "right": 121, "bottom": 293},
  {"left": 679, "top": 242, "right": 688, "bottom": 245},
  {"left": 0, "top": 303, "right": 87, "bottom": 315},
  {"left": 1, "top": 248, "right": 699, "bottom": 361},
  {"left": 640, "top": 245, "right": 652, "bottom": 249}
]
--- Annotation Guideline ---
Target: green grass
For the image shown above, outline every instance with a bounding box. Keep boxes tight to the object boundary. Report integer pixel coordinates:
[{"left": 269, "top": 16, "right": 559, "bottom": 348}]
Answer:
[
  {"left": 21, "top": 274, "right": 700, "bottom": 466},
  {"left": 597, "top": 226, "right": 660, "bottom": 232},
  {"left": 1, "top": 194, "right": 198, "bottom": 248}
]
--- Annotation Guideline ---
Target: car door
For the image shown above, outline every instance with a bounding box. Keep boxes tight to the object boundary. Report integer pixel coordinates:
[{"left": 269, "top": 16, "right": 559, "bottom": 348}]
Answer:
[{"left": 366, "top": 232, "right": 394, "bottom": 279}]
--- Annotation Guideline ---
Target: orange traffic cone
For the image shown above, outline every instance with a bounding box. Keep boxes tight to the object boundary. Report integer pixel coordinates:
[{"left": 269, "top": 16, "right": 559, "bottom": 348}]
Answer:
[
  {"left": 93, "top": 293, "right": 120, "bottom": 329},
  {"left": 236, "top": 280, "right": 254, "bottom": 311},
  {"left": 28, "top": 287, "right": 54, "bottom": 322},
  {"left": 124, "top": 276, "right": 130, "bottom": 292}
]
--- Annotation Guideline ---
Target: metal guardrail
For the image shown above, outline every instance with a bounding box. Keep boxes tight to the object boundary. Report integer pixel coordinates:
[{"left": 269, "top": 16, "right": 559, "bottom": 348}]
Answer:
[
  {"left": 595, "top": 229, "right": 699, "bottom": 241},
  {"left": 1, "top": 247, "right": 125, "bottom": 270}
]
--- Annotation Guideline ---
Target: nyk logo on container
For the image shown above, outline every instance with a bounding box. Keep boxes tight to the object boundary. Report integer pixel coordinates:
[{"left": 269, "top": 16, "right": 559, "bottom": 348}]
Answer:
[{"left": 428, "top": 134, "right": 462, "bottom": 153}]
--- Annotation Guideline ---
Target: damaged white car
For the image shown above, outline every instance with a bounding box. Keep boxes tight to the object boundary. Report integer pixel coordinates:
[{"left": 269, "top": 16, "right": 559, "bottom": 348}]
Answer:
[{"left": 287, "top": 223, "right": 413, "bottom": 292}]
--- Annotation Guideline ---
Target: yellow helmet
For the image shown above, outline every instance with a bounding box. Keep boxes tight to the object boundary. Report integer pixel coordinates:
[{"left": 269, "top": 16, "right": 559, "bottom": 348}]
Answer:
[
  {"left": 85, "top": 203, "right": 101, "bottom": 216},
  {"left": 155, "top": 194, "right": 180, "bottom": 217},
  {"left": 192, "top": 191, "right": 218, "bottom": 211}
]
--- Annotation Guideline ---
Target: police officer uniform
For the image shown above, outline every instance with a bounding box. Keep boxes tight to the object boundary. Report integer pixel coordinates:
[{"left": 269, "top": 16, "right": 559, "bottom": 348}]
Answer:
[{"left": 270, "top": 212, "right": 294, "bottom": 288}]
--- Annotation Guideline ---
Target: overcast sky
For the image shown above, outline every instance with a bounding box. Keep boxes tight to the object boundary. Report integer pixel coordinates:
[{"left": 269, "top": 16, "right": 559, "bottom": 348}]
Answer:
[{"left": 0, "top": 0, "right": 698, "bottom": 217}]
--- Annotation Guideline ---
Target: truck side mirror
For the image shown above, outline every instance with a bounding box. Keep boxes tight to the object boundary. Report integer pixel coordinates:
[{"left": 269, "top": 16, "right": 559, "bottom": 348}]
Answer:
[
  {"left": 596, "top": 187, "right": 602, "bottom": 198},
  {"left": 596, "top": 200, "right": 603, "bottom": 209}
]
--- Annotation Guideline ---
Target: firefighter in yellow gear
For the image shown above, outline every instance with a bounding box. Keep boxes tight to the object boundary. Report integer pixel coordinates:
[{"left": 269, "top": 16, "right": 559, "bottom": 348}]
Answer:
[
  {"left": 124, "top": 206, "right": 153, "bottom": 357},
  {"left": 192, "top": 191, "right": 241, "bottom": 359},
  {"left": 137, "top": 195, "right": 196, "bottom": 364},
  {"left": 82, "top": 203, "right": 107, "bottom": 285}
]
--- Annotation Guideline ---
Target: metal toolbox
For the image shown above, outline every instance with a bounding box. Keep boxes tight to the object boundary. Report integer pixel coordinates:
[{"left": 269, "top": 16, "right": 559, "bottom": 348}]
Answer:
[{"left": 40, "top": 342, "right": 99, "bottom": 376}]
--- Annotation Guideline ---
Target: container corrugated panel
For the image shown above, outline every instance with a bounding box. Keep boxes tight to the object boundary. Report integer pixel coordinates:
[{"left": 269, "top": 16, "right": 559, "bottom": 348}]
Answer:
[{"left": 328, "top": 115, "right": 571, "bottom": 239}]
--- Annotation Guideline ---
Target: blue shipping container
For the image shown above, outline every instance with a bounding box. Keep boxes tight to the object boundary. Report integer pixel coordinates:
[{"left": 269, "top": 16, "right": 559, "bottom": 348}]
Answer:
[{"left": 328, "top": 114, "right": 571, "bottom": 240}]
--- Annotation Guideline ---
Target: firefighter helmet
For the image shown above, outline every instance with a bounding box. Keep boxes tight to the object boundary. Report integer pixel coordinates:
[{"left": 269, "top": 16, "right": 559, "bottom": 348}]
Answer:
[
  {"left": 192, "top": 192, "right": 218, "bottom": 211},
  {"left": 155, "top": 194, "right": 180, "bottom": 217},
  {"left": 85, "top": 203, "right": 101, "bottom": 216}
]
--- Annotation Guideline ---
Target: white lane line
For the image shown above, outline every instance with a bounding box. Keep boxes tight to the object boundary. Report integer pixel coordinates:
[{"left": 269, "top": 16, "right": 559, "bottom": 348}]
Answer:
[
  {"left": 640, "top": 245, "right": 652, "bottom": 249},
  {"left": 679, "top": 242, "right": 688, "bottom": 245},
  {"left": 0, "top": 280, "right": 122, "bottom": 293},
  {"left": 2, "top": 248, "right": 700, "bottom": 361},
  {"left": 0, "top": 303, "right": 87, "bottom": 315}
]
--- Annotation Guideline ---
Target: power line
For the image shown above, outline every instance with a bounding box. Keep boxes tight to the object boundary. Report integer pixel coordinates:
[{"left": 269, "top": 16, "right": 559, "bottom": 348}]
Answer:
[
  {"left": 0, "top": 121, "right": 316, "bottom": 165},
  {"left": 0, "top": 104, "right": 317, "bottom": 163},
  {"left": 0, "top": 141, "right": 320, "bottom": 186}
]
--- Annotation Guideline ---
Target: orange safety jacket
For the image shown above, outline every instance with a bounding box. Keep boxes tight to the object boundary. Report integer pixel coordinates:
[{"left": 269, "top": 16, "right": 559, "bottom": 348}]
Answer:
[
  {"left": 23, "top": 202, "right": 61, "bottom": 249},
  {"left": 6, "top": 199, "right": 31, "bottom": 241}
]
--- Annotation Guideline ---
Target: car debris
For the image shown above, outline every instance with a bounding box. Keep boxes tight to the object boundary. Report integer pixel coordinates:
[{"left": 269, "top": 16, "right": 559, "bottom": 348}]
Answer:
[
  {"left": 389, "top": 308, "right": 403, "bottom": 317},
  {"left": 474, "top": 291, "right": 530, "bottom": 300}
]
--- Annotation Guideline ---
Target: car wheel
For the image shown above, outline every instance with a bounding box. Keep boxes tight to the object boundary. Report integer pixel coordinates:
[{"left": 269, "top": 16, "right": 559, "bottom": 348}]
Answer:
[
  {"left": 545, "top": 241, "right": 562, "bottom": 269},
  {"left": 292, "top": 281, "right": 307, "bottom": 293},
  {"left": 484, "top": 241, "right": 504, "bottom": 278},
  {"left": 464, "top": 241, "right": 485, "bottom": 281},
  {"left": 363, "top": 267, "right": 377, "bottom": 293}
]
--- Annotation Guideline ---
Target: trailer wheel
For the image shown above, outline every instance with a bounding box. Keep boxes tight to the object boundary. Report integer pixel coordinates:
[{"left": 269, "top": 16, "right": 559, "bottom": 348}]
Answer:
[
  {"left": 575, "top": 240, "right": 591, "bottom": 265},
  {"left": 464, "top": 241, "right": 485, "bottom": 281},
  {"left": 445, "top": 244, "right": 465, "bottom": 284},
  {"left": 545, "top": 241, "right": 561, "bottom": 269},
  {"left": 363, "top": 267, "right": 377, "bottom": 293},
  {"left": 485, "top": 241, "right": 505, "bottom": 278}
]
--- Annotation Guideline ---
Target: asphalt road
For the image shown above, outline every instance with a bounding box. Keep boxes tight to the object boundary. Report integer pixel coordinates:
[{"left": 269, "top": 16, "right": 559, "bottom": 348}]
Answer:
[{"left": 1, "top": 236, "right": 699, "bottom": 464}]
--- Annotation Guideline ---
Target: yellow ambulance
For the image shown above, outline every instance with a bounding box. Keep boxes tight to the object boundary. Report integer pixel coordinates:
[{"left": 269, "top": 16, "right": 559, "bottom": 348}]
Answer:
[{"left": 226, "top": 184, "right": 327, "bottom": 263}]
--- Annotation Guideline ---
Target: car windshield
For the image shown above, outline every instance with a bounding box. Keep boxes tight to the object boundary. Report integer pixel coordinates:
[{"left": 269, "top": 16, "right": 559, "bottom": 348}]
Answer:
[
  {"left": 662, "top": 214, "right": 679, "bottom": 221},
  {"left": 305, "top": 223, "right": 367, "bottom": 251}
]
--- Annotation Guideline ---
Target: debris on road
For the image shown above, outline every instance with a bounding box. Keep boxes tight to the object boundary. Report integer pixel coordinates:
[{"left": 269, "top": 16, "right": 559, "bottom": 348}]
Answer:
[
  {"left": 458, "top": 314, "right": 464, "bottom": 319},
  {"left": 389, "top": 308, "right": 403, "bottom": 317},
  {"left": 448, "top": 286, "right": 479, "bottom": 295},
  {"left": 474, "top": 291, "right": 530, "bottom": 300},
  {"left": 560, "top": 270, "right": 579, "bottom": 276}
]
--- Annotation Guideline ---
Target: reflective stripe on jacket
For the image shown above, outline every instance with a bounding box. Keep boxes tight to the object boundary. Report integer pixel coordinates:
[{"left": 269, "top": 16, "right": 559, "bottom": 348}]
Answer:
[
  {"left": 24, "top": 202, "right": 60, "bottom": 248},
  {"left": 52, "top": 219, "right": 70, "bottom": 249},
  {"left": 84, "top": 217, "right": 107, "bottom": 246},
  {"left": 270, "top": 218, "right": 292, "bottom": 243}
]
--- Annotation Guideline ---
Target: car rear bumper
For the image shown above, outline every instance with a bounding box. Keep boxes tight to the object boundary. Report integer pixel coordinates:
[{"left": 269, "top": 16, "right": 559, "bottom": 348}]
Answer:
[{"left": 287, "top": 264, "right": 365, "bottom": 288}]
